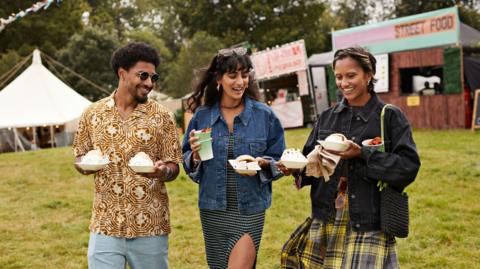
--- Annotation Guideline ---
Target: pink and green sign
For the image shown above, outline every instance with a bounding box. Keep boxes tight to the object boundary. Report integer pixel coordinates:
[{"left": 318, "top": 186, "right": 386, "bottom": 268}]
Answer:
[{"left": 332, "top": 7, "right": 460, "bottom": 54}]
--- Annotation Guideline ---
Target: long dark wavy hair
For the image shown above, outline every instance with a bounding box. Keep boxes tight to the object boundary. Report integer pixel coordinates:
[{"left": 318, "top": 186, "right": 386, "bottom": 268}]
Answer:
[
  {"left": 332, "top": 47, "right": 378, "bottom": 94},
  {"left": 186, "top": 53, "right": 260, "bottom": 113}
]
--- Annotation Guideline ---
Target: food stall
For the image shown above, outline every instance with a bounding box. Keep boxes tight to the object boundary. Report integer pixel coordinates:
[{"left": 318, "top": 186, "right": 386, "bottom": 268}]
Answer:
[
  {"left": 310, "top": 6, "right": 480, "bottom": 129},
  {"left": 251, "top": 40, "right": 316, "bottom": 128}
]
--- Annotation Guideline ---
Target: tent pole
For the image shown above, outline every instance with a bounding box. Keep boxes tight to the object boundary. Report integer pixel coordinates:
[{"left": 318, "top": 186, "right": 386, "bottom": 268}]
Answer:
[
  {"left": 13, "top": 128, "right": 25, "bottom": 152},
  {"left": 13, "top": 128, "right": 17, "bottom": 152},
  {"left": 32, "top": 127, "right": 37, "bottom": 146},
  {"left": 50, "top": 125, "right": 54, "bottom": 148}
]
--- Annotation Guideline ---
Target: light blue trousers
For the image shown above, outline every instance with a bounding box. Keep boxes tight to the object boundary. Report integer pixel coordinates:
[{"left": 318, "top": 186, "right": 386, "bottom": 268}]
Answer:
[{"left": 88, "top": 233, "right": 168, "bottom": 269}]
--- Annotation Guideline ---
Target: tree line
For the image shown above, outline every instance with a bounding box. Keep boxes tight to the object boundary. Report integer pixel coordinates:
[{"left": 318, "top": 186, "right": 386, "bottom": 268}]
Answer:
[{"left": 1, "top": 0, "right": 479, "bottom": 101}]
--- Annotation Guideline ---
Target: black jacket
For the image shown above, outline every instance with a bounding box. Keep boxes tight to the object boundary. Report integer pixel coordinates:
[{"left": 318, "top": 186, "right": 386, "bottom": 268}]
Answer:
[{"left": 299, "top": 95, "right": 420, "bottom": 232}]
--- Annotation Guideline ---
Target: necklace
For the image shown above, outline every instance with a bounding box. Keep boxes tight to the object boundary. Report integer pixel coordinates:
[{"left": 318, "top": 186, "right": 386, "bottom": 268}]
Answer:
[{"left": 220, "top": 101, "right": 243, "bottom": 109}]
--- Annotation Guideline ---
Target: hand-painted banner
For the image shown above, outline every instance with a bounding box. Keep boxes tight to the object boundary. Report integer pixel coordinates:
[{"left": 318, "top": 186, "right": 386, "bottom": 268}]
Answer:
[
  {"left": 251, "top": 40, "right": 308, "bottom": 80},
  {"left": 332, "top": 7, "right": 460, "bottom": 54},
  {"left": 394, "top": 13, "right": 456, "bottom": 39},
  {"left": 0, "top": 0, "right": 62, "bottom": 33}
]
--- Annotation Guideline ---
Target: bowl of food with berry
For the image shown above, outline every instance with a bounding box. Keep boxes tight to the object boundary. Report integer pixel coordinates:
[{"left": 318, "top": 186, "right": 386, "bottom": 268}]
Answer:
[{"left": 361, "top": 136, "right": 384, "bottom": 150}]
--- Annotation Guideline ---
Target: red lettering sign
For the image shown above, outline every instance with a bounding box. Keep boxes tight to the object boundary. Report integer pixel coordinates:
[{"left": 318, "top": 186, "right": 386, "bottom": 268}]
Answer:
[
  {"left": 251, "top": 40, "right": 307, "bottom": 80},
  {"left": 395, "top": 13, "right": 456, "bottom": 39}
]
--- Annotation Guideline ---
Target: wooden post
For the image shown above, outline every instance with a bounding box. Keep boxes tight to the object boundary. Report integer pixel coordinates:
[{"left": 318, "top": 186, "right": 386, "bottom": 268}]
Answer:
[{"left": 472, "top": 89, "right": 480, "bottom": 131}]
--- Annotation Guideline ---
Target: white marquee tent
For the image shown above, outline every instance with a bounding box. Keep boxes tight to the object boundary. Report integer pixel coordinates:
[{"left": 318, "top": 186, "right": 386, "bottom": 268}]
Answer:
[{"left": 0, "top": 49, "right": 91, "bottom": 151}]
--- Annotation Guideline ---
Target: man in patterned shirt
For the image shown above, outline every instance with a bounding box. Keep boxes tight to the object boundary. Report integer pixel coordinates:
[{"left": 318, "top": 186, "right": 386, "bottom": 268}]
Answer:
[{"left": 73, "top": 42, "right": 182, "bottom": 269}]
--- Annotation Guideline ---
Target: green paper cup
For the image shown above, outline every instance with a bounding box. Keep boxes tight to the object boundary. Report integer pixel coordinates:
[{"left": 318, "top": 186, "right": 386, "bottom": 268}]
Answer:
[
  {"left": 198, "top": 138, "right": 213, "bottom": 161},
  {"left": 194, "top": 130, "right": 212, "bottom": 141}
]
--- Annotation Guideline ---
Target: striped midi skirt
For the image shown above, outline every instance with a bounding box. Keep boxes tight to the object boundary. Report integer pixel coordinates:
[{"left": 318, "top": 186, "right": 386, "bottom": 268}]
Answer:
[{"left": 200, "top": 135, "right": 265, "bottom": 269}]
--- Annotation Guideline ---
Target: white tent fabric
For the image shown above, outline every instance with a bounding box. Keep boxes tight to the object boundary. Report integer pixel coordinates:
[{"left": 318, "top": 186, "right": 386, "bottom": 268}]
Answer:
[
  {"left": 0, "top": 49, "right": 91, "bottom": 128},
  {"left": 308, "top": 51, "right": 334, "bottom": 66}
]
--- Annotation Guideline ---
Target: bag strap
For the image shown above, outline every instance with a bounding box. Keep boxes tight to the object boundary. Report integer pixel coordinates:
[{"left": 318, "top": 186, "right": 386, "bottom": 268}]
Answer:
[
  {"left": 380, "top": 104, "right": 395, "bottom": 153},
  {"left": 378, "top": 104, "right": 395, "bottom": 190}
]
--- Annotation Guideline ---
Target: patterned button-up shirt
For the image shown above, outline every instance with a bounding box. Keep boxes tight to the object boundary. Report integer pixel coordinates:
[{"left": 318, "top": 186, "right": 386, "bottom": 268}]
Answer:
[{"left": 73, "top": 94, "right": 182, "bottom": 238}]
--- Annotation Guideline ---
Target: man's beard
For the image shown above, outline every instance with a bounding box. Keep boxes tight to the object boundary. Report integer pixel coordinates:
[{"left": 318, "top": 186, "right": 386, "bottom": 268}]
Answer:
[{"left": 135, "top": 94, "right": 148, "bottom": 104}]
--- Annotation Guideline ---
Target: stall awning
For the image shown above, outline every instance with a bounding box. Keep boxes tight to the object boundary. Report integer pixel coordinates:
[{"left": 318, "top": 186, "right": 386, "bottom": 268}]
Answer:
[
  {"left": 460, "top": 23, "right": 480, "bottom": 47},
  {"left": 331, "top": 7, "right": 478, "bottom": 54},
  {"left": 307, "top": 51, "right": 334, "bottom": 66}
]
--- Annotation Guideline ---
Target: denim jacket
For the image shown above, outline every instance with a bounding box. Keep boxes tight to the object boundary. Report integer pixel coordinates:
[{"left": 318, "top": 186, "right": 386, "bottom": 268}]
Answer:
[
  {"left": 298, "top": 95, "right": 420, "bottom": 231},
  {"left": 182, "top": 97, "right": 286, "bottom": 215}
]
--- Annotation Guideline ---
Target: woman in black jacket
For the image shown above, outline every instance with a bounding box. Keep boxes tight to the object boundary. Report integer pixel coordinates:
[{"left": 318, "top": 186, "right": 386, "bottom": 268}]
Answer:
[{"left": 280, "top": 47, "right": 420, "bottom": 268}]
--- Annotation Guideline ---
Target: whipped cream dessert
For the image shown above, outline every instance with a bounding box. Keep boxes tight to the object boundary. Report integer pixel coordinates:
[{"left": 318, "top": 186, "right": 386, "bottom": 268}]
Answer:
[
  {"left": 129, "top": 152, "right": 154, "bottom": 166},
  {"left": 229, "top": 155, "right": 260, "bottom": 171},
  {"left": 235, "top": 161, "right": 247, "bottom": 170},
  {"left": 325, "top": 133, "right": 346, "bottom": 143},
  {"left": 81, "top": 149, "right": 109, "bottom": 164},
  {"left": 235, "top": 161, "right": 259, "bottom": 170},
  {"left": 281, "top": 148, "right": 307, "bottom": 162}
]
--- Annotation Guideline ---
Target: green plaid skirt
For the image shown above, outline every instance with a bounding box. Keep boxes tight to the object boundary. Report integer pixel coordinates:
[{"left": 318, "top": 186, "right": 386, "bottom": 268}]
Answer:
[{"left": 281, "top": 197, "right": 399, "bottom": 269}]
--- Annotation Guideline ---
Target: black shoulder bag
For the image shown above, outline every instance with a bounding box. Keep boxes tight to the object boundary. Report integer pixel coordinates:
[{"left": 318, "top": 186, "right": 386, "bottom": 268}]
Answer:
[{"left": 378, "top": 104, "right": 409, "bottom": 238}]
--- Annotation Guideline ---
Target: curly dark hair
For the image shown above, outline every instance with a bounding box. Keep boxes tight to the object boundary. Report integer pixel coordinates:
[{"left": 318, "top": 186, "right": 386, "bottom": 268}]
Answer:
[
  {"left": 332, "top": 47, "right": 378, "bottom": 94},
  {"left": 111, "top": 42, "right": 160, "bottom": 77},
  {"left": 186, "top": 52, "right": 260, "bottom": 113}
]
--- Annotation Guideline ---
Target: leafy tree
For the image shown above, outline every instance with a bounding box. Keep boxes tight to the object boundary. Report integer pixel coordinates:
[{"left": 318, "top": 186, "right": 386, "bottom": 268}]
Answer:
[
  {"left": 389, "top": 0, "right": 480, "bottom": 30},
  {"left": 155, "top": 3, "right": 186, "bottom": 56},
  {"left": 392, "top": 0, "right": 470, "bottom": 18},
  {"left": 87, "top": 0, "right": 138, "bottom": 40},
  {"left": 334, "top": 0, "right": 371, "bottom": 27},
  {"left": 86, "top": 0, "right": 169, "bottom": 39},
  {"left": 164, "top": 31, "right": 224, "bottom": 98},
  {"left": 0, "top": 0, "right": 89, "bottom": 56},
  {"left": 0, "top": 50, "right": 22, "bottom": 80},
  {"left": 460, "top": 6, "right": 480, "bottom": 30},
  {"left": 171, "top": 0, "right": 331, "bottom": 54},
  {"left": 56, "top": 26, "right": 120, "bottom": 101}
]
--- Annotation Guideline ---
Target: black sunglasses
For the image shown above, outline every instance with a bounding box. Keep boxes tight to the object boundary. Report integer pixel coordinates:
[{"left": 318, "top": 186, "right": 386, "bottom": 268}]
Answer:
[
  {"left": 217, "top": 47, "right": 247, "bottom": 57},
  {"left": 136, "top": 71, "right": 160, "bottom": 83}
]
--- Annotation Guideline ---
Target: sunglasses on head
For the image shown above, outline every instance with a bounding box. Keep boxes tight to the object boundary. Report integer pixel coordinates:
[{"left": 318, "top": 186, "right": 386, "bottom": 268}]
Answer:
[
  {"left": 217, "top": 47, "right": 247, "bottom": 57},
  {"left": 136, "top": 71, "right": 160, "bottom": 83}
]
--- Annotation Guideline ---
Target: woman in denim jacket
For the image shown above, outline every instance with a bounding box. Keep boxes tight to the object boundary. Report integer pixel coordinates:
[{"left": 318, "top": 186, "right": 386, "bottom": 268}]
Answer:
[{"left": 182, "top": 47, "right": 285, "bottom": 269}]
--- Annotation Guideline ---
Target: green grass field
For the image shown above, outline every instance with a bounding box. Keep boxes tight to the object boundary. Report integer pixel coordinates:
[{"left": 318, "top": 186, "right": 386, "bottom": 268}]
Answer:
[{"left": 1, "top": 128, "right": 479, "bottom": 268}]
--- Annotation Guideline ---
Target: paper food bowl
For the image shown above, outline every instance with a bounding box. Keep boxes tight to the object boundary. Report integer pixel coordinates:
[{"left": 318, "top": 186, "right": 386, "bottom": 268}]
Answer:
[
  {"left": 129, "top": 165, "right": 155, "bottom": 173},
  {"left": 76, "top": 162, "right": 109, "bottom": 171},
  {"left": 234, "top": 168, "right": 258, "bottom": 175},
  {"left": 318, "top": 140, "right": 349, "bottom": 152},
  {"left": 228, "top": 160, "right": 261, "bottom": 175},
  {"left": 361, "top": 139, "right": 384, "bottom": 149},
  {"left": 281, "top": 160, "right": 308, "bottom": 170}
]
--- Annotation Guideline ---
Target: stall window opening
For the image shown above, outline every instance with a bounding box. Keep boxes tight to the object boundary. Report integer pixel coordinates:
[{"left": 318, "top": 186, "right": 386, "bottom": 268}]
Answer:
[{"left": 399, "top": 66, "right": 443, "bottom": 95}]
